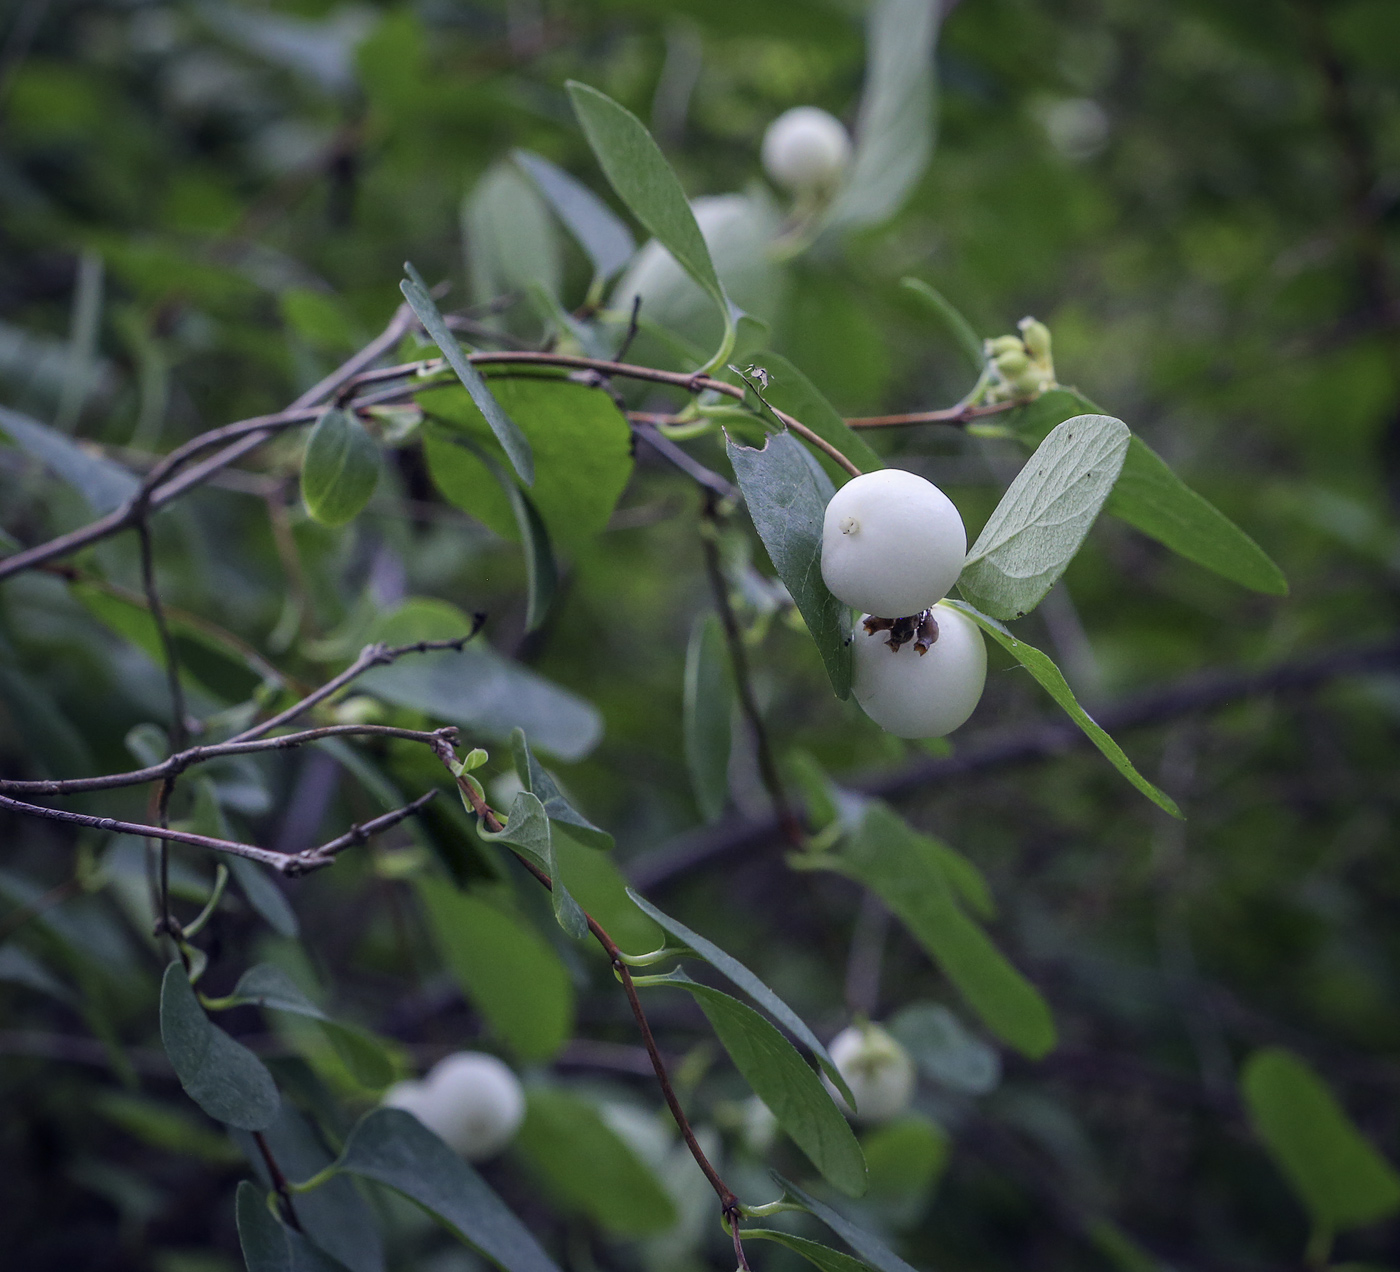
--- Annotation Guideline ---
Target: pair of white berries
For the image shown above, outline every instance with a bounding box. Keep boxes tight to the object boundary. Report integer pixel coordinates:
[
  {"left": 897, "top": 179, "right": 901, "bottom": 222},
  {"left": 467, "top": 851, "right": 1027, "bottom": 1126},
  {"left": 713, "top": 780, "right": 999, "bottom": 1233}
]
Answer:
[
  {"left": 825, "top": 1022, "right": 917, "bottom": 1123},
  {"left": 383, "top": 1051, "right": 524, "bottom": 1161},
  {"left": 821, "top": 469, "right": 987, "bottom": 738}
]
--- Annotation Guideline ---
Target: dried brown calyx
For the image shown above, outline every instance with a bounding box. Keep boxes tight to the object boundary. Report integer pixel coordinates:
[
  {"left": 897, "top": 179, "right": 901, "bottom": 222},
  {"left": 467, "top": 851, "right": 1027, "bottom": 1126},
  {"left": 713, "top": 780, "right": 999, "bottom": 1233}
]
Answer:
[{"left": 862, "top": 609, "right": 939, "bottom": 655}]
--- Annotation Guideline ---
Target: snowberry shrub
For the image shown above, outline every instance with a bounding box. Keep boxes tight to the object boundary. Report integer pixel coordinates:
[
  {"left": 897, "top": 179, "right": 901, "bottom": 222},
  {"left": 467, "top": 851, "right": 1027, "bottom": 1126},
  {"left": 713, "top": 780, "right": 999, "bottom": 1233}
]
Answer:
[
  {"left": 761, "top": 106, "right": 852, "bottom": 195},
  {"left": 383, "top": 1051, "right": 525, "bottom": 1161}
]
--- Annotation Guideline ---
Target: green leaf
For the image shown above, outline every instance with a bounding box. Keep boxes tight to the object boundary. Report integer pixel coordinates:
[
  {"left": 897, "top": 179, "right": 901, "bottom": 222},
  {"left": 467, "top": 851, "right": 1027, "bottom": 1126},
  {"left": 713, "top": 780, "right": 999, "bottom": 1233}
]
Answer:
[
  {"left": 361, "top": 598, "right": 602, "bottom": 761},
  {"left": 299, "top": 407, "right": 380, "bottom": 528},
  {"left": 624, "top": 890, "right": 854, "bottom": 1106},
  {"left": 420, "top": 376, "right": 633, "bottom": 556},
  {"left": 959, "top": 414, "right": 1131, "bottom": 620},
  {"left": 417, "top": 877, "right": 574, "bottom": 1061},
  {"left": 744, "top": 1230, "right": 875, "bottom": 1272},
  {"left": 773, "top": 1173, "right": 921, "bottom": 1272},
  {"left": 514, "top": 150, "right": 637, "bottom": 284},
  {"left": 648, "top": 969, "right": 867, "bottom": 1197},
  {"left": 886, "top": 1002, "right": 1001, "bottom": 1095},
  {"left": 860, "top": 1114, "right": 949, "bottom": 1230},
  {"left": 1106, "top": 435, "right": 1288, "bottom": 595},
  {"left": 236, "top": 1180, "right": 292, "bottom": 1272},
  {"left": 553, "top": 833, "right": 661, "bottom": 952},
  {"left": 320, "top": 1021, "right": 396, "bottom": 1090},
  {"left": 225, "top": 855, "right": 299, "bottom": 938},
  {"left": 510, "top": 727, "right": 613, "bottom": 851},
  {"left": 750, "top": 350, "right": 884, "bottom": 479},
  {"left": 334, "top": 1107, "right": 563, "bottom": 1272},
  {"left": 400, "top": 263, "right": 534, "bottom": 486},
  {"left": 811, "top": 803, "right": 1056, "bottom": 1059},
  {"left": 463, "top": 163, "right": 563, "bottom": 308},
  {"left": 0, "top": 944, "right": 77, "bottom": 1005},
  {"left": 234, "top": 1100, "right": 386, "bottom": 1272},
  {"left": 683, "top": 613, "right": 733, "bottom": 823},
  {"left": 565, "top": 81, "right": 732, "bottom": 367},
  {"left": 159, "top": 962, "right": 279, "bottom": 1130},
  {"left": 478, "top": 790, "right": 588, "bottom": 940},
  {"left": 946, "top": 600, "right": 1184, "bottom": 818},
  {"left": 0, "top": 403, "right": 139, "bottom": 514},
  {"left": 726, "top": 430, "right": 852, "bottom": 699},
  {"left": 93, "top": 1091, "right": 241, "bottom": 1165},
  {"left": 900, "top": 278, "right": 985, "bottom": 376},
  {"left": 513, "top": 1087, "right": 677, "bottom": 1236},
  {"left": 1241, "top": 1047, "right": 1400, "bottom": 1232},
  {"left": 826, "top": 0, "right": 942, "bottom": 230}
]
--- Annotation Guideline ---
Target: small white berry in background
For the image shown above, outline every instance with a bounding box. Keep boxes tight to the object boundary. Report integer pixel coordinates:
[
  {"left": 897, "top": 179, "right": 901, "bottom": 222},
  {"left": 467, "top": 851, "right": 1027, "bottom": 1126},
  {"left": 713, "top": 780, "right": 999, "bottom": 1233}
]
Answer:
[
  {"left": 824, "top": 1023, "right": 916, "bottom": 1123},
  {"left": 822, "top": 469, "right": 967, "bottom": 620},
  {"left": 383, "top": 1051, "right": 525, "bottom": 1161},
  {"left": 761, "top": 106, "right": 852, "bottom": 195},
  {"left": 853, "top": 602, "right": 987, "bottom": 738}
]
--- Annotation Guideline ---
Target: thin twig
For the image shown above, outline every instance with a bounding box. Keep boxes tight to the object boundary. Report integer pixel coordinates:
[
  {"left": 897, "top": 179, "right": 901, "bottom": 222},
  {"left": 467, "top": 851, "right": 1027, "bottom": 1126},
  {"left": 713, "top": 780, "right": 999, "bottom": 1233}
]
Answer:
[
  {"left": 135, "top": 519, "right": 187, "bottom": 750},
  {"left": 253, "top": 1131, "right": 303, "bottom": 1232},
  {"left": 844, "top": 399, "right": 1019, "bottom": 429},
  {"left": 700, "top": 493, "right": 802, "bottom": 846}
]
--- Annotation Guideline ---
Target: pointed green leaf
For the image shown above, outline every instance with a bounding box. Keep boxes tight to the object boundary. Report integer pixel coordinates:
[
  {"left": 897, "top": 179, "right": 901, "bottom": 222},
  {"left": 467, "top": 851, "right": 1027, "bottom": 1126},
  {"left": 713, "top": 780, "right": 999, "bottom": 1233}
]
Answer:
[
  {"left": 510, "top": 727, "right": 613, "bottom": 851},
  {"left": 901, "top": 278, "right": 984, "bottom": 375},
  {"left": 463, "top": 163, "right": 563, "bottom": 308},
  {"left": 0, "top": 404, "right": 139, "bottom": 514},
  {"left": 811, "top": 804, "right": 1056, "bottom": 1059},
  {"left": 236, "top": 1180, "right": 292, "bottom": 1272},
  {"left": 1242, "top": 1047, "right": 1400, "bottom": 1232},
  {"left": 514, "top": 150, "right": 637, "bottom": 283},
  {"left": 159, "top": 962, "right": 279, "bottom": 1130},
  {"left": 773, "top": 1173, "right": 921, "bottom": 1272},
  {"left": 960, "top": 414, "right": 1130, "bottom": 620},
  {"left": 400, "top": 263, "right": 534, "bottom": 485},
  {"left": 887, "top": 1002, "right": 1001, "bottom": 1095},
  {"left": 513, "top": 1087, "right": 677, "bottom": 1236},
  {"left": 225, "top": 855, "right": 299, "bottom": 938},
  {"left": 417, "top": 877, "right": 574, "bottom": 1060},
  {"left": 946, "top": 600, "right": 1183, "bottom": 818},
  {"left": 750, "top": 351, "right": 884, "bottom": 477},
  {"left": 300, "top": 407, "right": 380, "bottom": 527},
  {"left": 553, "top": 834, "right": 660, "bottom": 952},
  {"left": 743, "top": 1230, "right": 875, "bottom": 1272},
  {"left": 684, "top": 613, "right": 733, "bottom": 823},
  {"left": 625, "top": 890, "right": 854, "bottom": 1107},
  {"left": 726, "top": 430, "right": 852, "bottom": 699},
  {"left": 478, "top": 790, "right": 588, "bottom": 940},
  {"left": 335, "top": 1108, "right": 563, "bottom": 1272},
  {"left": 1107, "top": 435, "right": 1288, "bottom": 595},
  {"left": 861, "top": 1114, "right": 949, "bottom": 1230},
  {"left": 424, "top": 424, "right": 556, "bottom": 630},
  {"left": 647, "top": 969, "right": 866, "bottom": 1197}
]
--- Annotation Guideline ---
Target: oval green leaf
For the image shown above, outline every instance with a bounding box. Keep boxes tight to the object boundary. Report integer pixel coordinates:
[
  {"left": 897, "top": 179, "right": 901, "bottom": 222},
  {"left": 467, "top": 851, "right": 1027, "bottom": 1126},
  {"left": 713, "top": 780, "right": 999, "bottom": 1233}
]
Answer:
[
  {"left": 684, "top": 613, "right": 732, "bottom": 823},
  {"left": 514, "top": 149, "right": 637, "bottom": 283},
  {"left": 300, "top": 407, "right": 380, "bottom": 528}
]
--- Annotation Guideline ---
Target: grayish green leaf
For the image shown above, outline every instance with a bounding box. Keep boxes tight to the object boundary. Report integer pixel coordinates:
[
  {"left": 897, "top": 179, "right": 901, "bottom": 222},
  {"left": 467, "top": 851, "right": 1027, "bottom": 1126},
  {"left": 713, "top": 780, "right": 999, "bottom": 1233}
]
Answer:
[
  {"left": 1107, "top": 435, "right": 1288, "bottom": 595},
  {"left": 887, "top": 1002, "right": 1001, "bottom": 1095},
  {"left": 513, "top": 1087, "right": 677, "bottom": 1236},
  {"left": 400, "top": 263, "right": 534, "bottom": 485},
  {"left": 826, "top": 0, "right": 941, "bottom": 230},
  {"left": 751, "top": 350, "right": 883, "bottom": 477},
  {"left": 626, "top": 890, "right": 855, "bottom": 1107},
  {"left": 511, "top": 728, "right": 613, "bottom": 851},
  {"left": 946, "top": 600, "right": 1183, "bottom": 818},
  {"left": 463, "top": 163, "right": 562, "bottom": 308},
  {"left": 335, "top": 1108, "right": 563, "bottom": 1272},
  {"left": 514, "top": 150, "right": 636, "bottom": 283},
  {"left": 300, "top": 407, "right": 380, "bottom": 528},
  {"left": 649, "top": 969, "right": 867, "bottom": 1197},
  {"left": 960, "top": 414, "right": 1130, "bottom": 620},
  {"left": 0, "top": 404, "right": 138, "bottom": 514},
  {"left": 901, "top": 278, "right": 984, "bottom": 375},
  {"left": 237, "top": 1180, "right": 292, "bottom": 1272},
  {"left": 225, "top": 855, "right": 299, "bottom": 938},
  {"left": 417, "top": 877, "right": 574, "bottom": 1060},
  {"left": 0, "top": 944, "right": 76, "bottom": 1004},
  {"left": 773, "top": 1173, "right": 921, "bottom": 1272},
  {"left": 744, "top": 1229, "right": 874, "bottom": 1272},
  {"left": 479, "top": 790, "right": 588, "bottom": 940},
  {"left": 726, "top": 430, "right": 852, "bottom": 699},
  {"left": 159, "top": 962, "right": 279, "bottom": 1130},
  {"left": 1242, "top": 1047, "right": 1400, "bottom": 1232},
  {"left": 683, "top": 613, "right": 732, "bottom": 823}
]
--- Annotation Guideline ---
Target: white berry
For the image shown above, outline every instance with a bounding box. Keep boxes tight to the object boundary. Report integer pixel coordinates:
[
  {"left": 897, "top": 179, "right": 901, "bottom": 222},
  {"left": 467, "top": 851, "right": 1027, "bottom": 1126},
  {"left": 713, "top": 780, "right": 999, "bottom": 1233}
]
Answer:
[
  {"left": 824, "top": 1023, "right": 916, "bottom": 1123},
  {"left": 761, "top": 107, "right": 852, "bottom": 194},
  {"left": 383, "top": 1051, "right": 525, "bottom": 1161},
  {"left": 822, "top": 470, "right": 967, "bottom": 619},
  {"left": 853, "top": 603, "right": 987, "bottom": 738}
]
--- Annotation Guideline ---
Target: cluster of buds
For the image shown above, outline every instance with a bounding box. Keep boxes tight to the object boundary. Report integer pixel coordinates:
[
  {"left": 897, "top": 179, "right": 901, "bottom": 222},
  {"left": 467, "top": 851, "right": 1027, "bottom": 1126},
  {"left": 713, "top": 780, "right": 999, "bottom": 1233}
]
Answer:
[{"left": 985, "top": 316, "right": 1057, "bottom": 402}]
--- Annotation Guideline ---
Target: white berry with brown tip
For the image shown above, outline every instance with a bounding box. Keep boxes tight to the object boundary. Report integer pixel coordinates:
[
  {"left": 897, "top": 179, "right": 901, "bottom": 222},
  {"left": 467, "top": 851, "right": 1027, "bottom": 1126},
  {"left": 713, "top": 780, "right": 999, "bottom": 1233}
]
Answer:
[
  {"left": 823, "top": 1023, "right": 916, "bottom": 1123},
  {"left": 383, "top": 1051, "right": 525, "bottom": 1161},
  {"left": 853, "top": 602, "right": 987, "bottom": 738},
  {"left": 822, "top": 469, "right": 967, "bottom": 619},
  {"left": 761, "top": 107, "right": 852, "bottom": 194}
]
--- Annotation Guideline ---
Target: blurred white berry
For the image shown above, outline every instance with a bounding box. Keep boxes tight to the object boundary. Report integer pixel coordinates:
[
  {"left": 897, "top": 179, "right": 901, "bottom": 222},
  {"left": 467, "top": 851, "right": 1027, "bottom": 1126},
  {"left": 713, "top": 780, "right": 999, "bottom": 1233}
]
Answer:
[
  {"left": 824, "top": 1023, "right": 916, "bottom": 1123},
  {"left": 383, "top": 1051, "right": 525, "bottom": 1161},
  {"left": 761, "top": 107, "right": 851, "bottom": 195},
  {"left": 822, "top": 469, "right": 967, "bottom": 619},
  {"left": 853, "top": 602, "right": 987, "bottom": 738}
]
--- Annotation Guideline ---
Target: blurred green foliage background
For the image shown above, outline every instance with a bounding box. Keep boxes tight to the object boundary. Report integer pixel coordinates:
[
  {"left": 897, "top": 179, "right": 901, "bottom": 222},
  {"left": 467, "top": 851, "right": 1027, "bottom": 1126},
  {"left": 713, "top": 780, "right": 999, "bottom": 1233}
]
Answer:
[{"left": 2, "top": 0, "right": 1400, "bottom": 1269}]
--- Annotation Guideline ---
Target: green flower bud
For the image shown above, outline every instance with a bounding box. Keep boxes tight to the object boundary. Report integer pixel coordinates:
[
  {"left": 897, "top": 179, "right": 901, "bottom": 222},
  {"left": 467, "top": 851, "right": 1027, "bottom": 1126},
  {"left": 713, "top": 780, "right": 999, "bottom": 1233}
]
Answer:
[
  {"left": 994, "top": 348, "right": 1030, "bottom": 378},
  {"left": 985, "top": 334, "right": 1024, "bottom": 358},
  {"left": 1018, "top": 317, "right": 1052, "bottom": 362}
]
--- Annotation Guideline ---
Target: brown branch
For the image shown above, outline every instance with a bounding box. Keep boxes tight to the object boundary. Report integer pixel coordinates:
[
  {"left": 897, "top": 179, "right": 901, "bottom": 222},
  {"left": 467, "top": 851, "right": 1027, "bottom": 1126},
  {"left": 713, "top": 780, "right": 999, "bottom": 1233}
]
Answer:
[
  {"left": 628, "top": 634, "right": 1400, "bottom": 890},
  {"left": 253, "top": 1131, "right": 303, "bottom": 1232}
]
